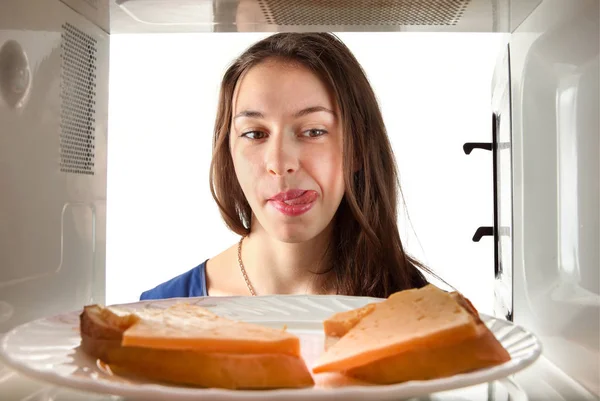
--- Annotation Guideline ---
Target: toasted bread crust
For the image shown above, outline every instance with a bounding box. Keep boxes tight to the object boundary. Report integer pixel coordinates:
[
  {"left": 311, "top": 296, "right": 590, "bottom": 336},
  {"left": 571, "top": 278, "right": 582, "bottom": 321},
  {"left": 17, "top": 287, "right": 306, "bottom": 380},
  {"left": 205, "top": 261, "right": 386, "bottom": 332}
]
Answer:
[
  {"left": 450, "top": 292, "right": 483, "bottom": 324},
  {"left": 80, "top": 305, "right": 125, "bottom": 340},
  {"left": 80, "top": 305, "right": 127, "bottom": 362},
  {"left": 323, "top": 303, "right": 377, "bottom": 339}
]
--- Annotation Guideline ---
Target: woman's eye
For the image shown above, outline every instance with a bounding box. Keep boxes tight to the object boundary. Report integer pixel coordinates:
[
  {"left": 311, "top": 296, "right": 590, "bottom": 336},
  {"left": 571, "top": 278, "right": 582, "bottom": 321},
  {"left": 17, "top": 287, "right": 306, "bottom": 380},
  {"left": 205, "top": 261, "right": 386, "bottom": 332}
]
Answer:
[
  {"left": 241, "top": 131, "right": 267, "bottom": 140},
  {"left": 302, "top": 129, "right": 327, "bottom": 138}
]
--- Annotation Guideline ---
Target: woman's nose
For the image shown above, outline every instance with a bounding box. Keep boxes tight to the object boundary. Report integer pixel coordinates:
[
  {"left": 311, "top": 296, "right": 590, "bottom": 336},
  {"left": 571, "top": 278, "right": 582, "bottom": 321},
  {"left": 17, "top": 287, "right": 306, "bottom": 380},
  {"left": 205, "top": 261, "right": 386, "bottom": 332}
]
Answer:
[{"left": 265, "top": 134, "right": 299, "bottom": 176}]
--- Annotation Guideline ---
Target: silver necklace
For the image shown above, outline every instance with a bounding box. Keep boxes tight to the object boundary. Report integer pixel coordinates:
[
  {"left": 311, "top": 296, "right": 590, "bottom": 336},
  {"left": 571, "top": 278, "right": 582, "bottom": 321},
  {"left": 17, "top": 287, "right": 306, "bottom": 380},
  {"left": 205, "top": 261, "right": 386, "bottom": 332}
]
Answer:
[{"left": 237, "top": 236, "right": 256, "bottom": 296}]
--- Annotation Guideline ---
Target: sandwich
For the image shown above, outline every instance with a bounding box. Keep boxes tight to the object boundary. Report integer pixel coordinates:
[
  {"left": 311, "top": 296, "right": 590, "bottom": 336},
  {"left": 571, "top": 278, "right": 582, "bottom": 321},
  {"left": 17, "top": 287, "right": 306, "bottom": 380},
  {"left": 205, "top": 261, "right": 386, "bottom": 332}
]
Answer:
[
  {"left": 80, "top": 285, "right": 510, "bottom": 389},
  {"left": 312, "top": 284, "right": 511, "bottom": 384},
  {"left": 79, "top": 302, "right": 314, "bottom": 389}
]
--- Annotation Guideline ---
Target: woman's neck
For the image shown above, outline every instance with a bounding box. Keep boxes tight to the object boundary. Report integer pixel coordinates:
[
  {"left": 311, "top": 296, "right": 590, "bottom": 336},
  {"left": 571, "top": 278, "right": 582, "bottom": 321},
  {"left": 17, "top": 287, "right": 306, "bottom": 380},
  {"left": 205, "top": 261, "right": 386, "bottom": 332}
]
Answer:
[{"left": 240, "top": 224, "right": 334, "bottom": 295}]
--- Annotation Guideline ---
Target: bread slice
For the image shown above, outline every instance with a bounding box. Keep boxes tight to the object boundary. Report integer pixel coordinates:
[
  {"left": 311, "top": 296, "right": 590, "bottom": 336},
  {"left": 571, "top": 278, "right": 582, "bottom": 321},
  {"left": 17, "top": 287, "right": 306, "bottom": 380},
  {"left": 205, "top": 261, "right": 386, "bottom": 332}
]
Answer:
[
  {"left": 312, "top": 285, "right": 511, "bottom": 383},
  {"left": 80, "top": 304, "right": 314, "bottom": 389},
  {"left": 323, "top": 303, "right": 377, "bottom": 351}
]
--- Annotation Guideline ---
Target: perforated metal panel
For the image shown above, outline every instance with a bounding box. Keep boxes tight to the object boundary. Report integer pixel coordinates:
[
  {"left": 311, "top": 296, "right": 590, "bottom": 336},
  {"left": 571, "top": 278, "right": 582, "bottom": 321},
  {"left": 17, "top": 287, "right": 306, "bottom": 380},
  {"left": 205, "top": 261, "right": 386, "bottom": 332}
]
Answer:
[
  {"left": 257, "top": 0, "right": 471, "bottom": 26},
  {"left": 60, "top": 22, "right": 97, "bottom": 175}
]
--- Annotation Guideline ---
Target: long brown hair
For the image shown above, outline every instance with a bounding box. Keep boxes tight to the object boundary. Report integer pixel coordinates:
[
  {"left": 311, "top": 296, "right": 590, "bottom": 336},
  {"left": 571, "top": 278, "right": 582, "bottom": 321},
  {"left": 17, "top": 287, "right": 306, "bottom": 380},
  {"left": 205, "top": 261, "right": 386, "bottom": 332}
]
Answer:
[{"left": 210, "top": 32, "right": 436, "bottom": 298}]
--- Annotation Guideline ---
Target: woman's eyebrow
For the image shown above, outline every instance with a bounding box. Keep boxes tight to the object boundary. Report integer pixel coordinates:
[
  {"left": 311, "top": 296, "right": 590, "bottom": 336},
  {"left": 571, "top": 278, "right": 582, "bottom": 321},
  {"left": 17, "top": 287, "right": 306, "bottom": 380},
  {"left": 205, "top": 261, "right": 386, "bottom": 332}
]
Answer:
[
  {"left": 233, "top": 106, "right": 336, "bottom": 120},
  {"left": 233, "top": 110, "right": 264, "bottom": 120},
  {"left": 294, "top": 106, "right": 336, "bottom": 118}
]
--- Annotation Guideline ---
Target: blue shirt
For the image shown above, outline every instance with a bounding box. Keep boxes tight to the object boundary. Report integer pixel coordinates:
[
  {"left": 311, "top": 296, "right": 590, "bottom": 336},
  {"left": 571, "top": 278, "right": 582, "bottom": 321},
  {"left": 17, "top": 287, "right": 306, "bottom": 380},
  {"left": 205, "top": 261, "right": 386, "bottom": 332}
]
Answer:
[{"left": 140, "top": 260, "right": 208, "bottom": 300}]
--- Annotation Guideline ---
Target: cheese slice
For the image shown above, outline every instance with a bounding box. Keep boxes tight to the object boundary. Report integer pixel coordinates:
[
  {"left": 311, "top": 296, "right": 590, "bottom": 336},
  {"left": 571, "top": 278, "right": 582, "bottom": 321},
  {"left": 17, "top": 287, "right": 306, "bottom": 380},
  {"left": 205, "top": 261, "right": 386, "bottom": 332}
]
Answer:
[
  {"left": 120, "top": 303, "right": 300, "bottom": 357},
  {"left": 312, "top": 284, "right": 479, "bottom": 373}
]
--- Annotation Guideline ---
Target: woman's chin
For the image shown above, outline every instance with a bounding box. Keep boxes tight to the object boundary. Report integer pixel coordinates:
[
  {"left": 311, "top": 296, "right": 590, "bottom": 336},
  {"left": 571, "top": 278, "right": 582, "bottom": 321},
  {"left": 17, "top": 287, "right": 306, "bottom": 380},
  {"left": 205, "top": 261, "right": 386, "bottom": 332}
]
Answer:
[
  {"left": 271, "top": 230, "right": 314, "bottom": 244},
  {"left": 265, "top": 224, "right": 322, "bottom": 244},
  {"left": 255, "top": 207, "right": 332, "bottom": 244}
]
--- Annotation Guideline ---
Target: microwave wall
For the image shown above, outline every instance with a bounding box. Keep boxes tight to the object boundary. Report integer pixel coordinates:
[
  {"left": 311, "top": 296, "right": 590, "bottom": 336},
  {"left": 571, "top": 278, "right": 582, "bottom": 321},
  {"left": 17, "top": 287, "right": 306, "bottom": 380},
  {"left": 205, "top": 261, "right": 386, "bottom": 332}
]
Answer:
[{"left": 0, "top": 0, "right": 598, "bottom": 396}]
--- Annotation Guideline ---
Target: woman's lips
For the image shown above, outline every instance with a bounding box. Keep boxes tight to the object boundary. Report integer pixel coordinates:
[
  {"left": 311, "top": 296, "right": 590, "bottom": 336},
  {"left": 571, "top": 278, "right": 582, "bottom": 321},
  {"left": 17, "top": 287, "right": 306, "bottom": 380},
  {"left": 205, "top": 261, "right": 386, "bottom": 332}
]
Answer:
[{"left": 268, "top": 190, "right": 318, "bottom": 216}]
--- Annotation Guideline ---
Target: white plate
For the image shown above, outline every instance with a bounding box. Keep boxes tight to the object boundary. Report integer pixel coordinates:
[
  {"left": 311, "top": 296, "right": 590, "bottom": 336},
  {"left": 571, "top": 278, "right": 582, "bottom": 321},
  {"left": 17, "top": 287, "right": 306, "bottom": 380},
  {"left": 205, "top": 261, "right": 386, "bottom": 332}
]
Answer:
[{"left": 0, "top": 295, "right": 542, "bottom": 401}]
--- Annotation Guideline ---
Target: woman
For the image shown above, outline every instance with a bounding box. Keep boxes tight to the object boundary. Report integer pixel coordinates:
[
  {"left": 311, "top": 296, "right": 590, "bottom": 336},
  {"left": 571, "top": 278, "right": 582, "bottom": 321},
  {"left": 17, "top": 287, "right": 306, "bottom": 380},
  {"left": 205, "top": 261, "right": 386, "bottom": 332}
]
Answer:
[{"left": 140, "top": 32, "right": 436, "bottom": 300}]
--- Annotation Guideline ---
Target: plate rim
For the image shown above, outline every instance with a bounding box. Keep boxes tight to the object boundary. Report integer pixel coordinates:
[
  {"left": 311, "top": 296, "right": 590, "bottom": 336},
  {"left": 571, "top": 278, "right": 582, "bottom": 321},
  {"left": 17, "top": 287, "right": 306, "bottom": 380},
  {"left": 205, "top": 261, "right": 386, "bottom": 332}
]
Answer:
[{"left": 0, "top": 294, "right": 543, "bottom": 400}]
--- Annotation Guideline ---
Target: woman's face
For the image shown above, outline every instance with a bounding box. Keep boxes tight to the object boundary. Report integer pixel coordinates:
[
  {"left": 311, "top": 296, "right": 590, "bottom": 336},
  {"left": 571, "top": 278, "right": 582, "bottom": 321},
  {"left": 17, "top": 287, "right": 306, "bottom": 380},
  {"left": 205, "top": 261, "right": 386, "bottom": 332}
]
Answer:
[{"left": 230, "top": 58, "right": 345, "bottom": 243}]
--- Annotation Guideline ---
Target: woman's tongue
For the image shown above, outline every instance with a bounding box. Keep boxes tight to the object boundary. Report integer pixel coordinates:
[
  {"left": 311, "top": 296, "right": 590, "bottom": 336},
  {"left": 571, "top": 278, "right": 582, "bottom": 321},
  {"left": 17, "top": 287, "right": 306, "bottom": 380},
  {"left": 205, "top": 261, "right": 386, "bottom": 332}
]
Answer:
[{"left": 283, "top": 190, "right": 317, "bottom": 205}]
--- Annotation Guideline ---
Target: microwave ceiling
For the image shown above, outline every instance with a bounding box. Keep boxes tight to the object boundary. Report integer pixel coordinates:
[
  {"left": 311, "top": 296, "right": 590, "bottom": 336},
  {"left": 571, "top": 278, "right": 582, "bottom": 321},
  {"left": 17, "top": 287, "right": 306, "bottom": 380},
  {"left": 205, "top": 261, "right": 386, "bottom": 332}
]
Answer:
[{"left": 60, "top": 0, "right": 543, "bottom": 34}]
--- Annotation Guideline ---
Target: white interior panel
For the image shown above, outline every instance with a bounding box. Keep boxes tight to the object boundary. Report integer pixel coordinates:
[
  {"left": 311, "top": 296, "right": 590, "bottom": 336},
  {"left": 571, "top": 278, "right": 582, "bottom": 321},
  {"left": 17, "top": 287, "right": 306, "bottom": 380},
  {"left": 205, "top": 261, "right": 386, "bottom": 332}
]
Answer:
[
  {"left": 510, "top": 0, "right": 599, "bottom": 395},
  {"left": 0, "top": 0, "right": 108, "bottom": 334}
]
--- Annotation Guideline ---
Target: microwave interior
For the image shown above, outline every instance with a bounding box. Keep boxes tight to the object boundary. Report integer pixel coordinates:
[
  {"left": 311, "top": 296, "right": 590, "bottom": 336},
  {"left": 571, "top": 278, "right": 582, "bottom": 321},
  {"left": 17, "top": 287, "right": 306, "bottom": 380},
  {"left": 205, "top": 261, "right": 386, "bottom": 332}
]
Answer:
[{"left": 0, "top": 0, "right": 598, "bottom": 397}]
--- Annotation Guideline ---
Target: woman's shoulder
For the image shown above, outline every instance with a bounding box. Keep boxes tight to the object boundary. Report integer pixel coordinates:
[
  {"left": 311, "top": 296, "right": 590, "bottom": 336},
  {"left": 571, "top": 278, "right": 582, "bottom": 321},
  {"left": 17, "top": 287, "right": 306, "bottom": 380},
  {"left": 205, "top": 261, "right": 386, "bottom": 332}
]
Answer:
[{"left": 139, "top": 260, "right": 208, "bottom": 301}]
